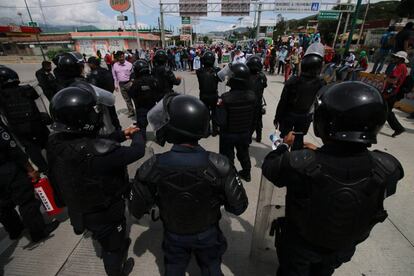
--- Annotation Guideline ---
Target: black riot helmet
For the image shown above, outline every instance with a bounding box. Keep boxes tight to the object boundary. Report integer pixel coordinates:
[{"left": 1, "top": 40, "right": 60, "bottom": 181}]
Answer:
[
  {"left": 50, "top": 81, "right": 115, "bottom": 134},
  {"left": 154, "top": 49, "right": 168, "bottom": 66},
  {"left": 201, "top": 51, "right": 215, "bottom": 67},
  {"left": 246, "top": 55, "right": 263, "bottom": 73},
  {"left": 314, "top": 81, "right": 387, "bottom": 145},
  {"left": 301, "top": 42, "right": 324, "bottom": 77},
  {"left": 0, "top": 65, "right": 20, "bottom": 88},
  {"left": 301, "top": 55, "right": 323, "bottom": 77},
  {"left": 133, "top": 59, "right": 150, "bottom": 77},
  {"left": 227, "top": 63, "right": 250, "bottom": 89},
  {"left": 148, "top": 93, "right": 210, "bottom": 145},
  {"left": 57, "top": 52, "right": 85, "bottom": 78}
]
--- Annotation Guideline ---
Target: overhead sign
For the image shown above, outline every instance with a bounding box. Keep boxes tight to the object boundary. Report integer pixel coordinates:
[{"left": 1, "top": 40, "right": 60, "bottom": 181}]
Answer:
[
  {"left": 179, "top": 0, "right": 207, "bottom": 16},
  {"left": 109, "top": 0, "right": 130, "bottom": 12},
  {"left": 318, "top": 10, "right": 340, "bottom": 21},
  {"left": 266, "top": 26, "right": 274, "bottom": 36},
  {"left": 28, "top": 21, "right": 38, "bottom": 27},
  {"left": 222, "top": 0, "right": 250, "bottom": 16},
  {"left": 181, "top": 17, "right": 191, "bottom": 25},
  {"left": 274, "top": 1, "right": 321, "bottom": 12}
]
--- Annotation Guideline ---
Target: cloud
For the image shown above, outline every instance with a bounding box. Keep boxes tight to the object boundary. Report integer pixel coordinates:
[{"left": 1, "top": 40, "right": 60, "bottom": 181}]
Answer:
[{"left": 0, "top": 0, "right": 121, "bottom": 28}]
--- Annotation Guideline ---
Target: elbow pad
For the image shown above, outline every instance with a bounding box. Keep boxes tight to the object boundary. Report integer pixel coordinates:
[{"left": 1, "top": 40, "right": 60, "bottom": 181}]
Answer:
[
  {"left": 128, "top": 180, "right": 155, "bottom": 220},
  {"left": 224, "top": 171, "right": 248, "bottom": 216}
]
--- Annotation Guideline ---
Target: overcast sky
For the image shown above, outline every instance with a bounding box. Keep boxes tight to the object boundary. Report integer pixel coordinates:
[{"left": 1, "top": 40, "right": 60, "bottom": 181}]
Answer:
[{"left": 0, "top": 0, "right": 397, "bottom": 33}]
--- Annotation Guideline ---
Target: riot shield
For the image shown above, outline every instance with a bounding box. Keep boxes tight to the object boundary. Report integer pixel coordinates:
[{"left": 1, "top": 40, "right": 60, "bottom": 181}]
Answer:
[{"left": 250, "top": 174, "right": 286, "bottom": 263}]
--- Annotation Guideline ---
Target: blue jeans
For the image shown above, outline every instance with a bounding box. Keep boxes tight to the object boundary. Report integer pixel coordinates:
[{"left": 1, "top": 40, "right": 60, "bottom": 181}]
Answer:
[
  {"left": 175, "top": 60, "right": 182, "bottom": 71},
  {"left": 162, "top": 226, "right": 227, "bottom": 276}
]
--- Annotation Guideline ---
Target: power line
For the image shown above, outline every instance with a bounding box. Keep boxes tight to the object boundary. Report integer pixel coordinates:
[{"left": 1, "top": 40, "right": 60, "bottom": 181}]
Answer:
[{"left": 0, "top": 0, "right": 103, "bottom": 9}]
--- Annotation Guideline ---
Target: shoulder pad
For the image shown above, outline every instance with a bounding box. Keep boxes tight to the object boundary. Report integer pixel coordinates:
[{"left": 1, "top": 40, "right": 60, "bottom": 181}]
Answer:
[
  {"left": 370, "top": 150, "right": 403, "bottom": 176},
  {"left": 208, "top": 152, "right": 231, "bottom": 177},
  {"left": 289, "top": 149, "right": 317, "bottom": 171},
  {"left": 90, "top": 138, "right": 120, "bottom": 155},
  {"left": 138, "top": 155, "right": 157, "bottom": 180}
]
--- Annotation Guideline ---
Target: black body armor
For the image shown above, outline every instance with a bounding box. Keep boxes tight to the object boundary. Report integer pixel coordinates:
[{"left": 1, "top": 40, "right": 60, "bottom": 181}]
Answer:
[
  {"left": 286, "top": 149, "right": 401, "bottom": 250},
  {"left": 47, "top": 133, "right": 128, "bottom": 213},
  {"left": 196, "top": 67, "right": 220, "bottom": 101},
  {"left": 219, "top": 89, "right": 256, "bottom": 133}
]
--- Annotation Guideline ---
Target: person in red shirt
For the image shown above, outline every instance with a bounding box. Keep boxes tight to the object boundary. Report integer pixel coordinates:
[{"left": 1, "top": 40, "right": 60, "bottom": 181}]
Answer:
[
  {"left": 383, "top": 51, "right": 409, "bottom": 137},
  {"left": 104, "top": 53, "right": 113, "bottom": 71}
]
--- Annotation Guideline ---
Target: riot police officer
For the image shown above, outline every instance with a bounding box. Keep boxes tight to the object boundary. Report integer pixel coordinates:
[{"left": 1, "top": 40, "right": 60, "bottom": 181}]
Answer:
[
  {"left": 262, "top": 82, "right": 404, "bottom": 276},
  {"left": 152, "top": 49, "right": 181, "bottom": 101},
  {"left": 196, "top": 51, "right": 221, "bottom": 136},
  {"left": 273, "top": 42, "right": 326, "bottom": 150},
  {"left": 128, "top": 59, "right": 158, "bottom": 140},
  {"left": 246, "top": 55, "right": 267, "bottom": 142},
  {"left": 87, "top": 56, "right": 121, "bottom": 130},
  {"left": 0, "top": 66, "right": 50, "bottom": 173},
  {"left": 47, "top": 83, "right": 146, "bottom": 276},
  {"left": 129, "top": 94, "right": 248, "bottom": 276},
  {"left": 216, "top": 63, "right": 256, "bottom": 182},
  {"left": 55, "top": 51, "right": 86, "bottom": 89},
  {"left": 0, "top": 121, "right": 59, "bottom": 242}
]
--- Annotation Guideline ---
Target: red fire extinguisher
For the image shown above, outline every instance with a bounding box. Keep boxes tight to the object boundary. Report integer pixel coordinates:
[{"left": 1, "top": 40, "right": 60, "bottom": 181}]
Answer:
[{"left": 33, "top": 176, "right": 63, "bottom": 216}]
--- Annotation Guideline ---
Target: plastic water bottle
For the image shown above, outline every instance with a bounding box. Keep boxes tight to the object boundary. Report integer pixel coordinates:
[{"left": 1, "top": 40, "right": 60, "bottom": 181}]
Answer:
[{"left": 269, "top": 131, "right": 283, "bottom": 150}]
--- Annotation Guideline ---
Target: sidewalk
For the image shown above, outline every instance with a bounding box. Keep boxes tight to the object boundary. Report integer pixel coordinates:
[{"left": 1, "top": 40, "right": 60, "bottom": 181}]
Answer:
[{"left": 1, "top": 69, "right": 414, "bottom": 276}]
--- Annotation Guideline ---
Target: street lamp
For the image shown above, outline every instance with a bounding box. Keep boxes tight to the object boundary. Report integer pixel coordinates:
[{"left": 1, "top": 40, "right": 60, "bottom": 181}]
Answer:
[
  {"left": 17, "top": 12, "right": 24, "bottom": 25},
  {"left": 23, "top": 0, "right": 46, "bottom": 60}
]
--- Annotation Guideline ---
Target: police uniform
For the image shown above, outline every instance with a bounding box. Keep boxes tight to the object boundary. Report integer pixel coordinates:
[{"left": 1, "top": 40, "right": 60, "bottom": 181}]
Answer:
[
  {"left": 196, "top": 66, "right": 221, "bottom": 134},
  {"left": 274, "top": 75, "right": 324, "bottom": 150},
  {"left": 128, "top": 74, "right": 158, "bottom": 140},
  {"left": 152, "top": 65, "right": 181, "bottom": 101},
  {"left": 263, "top": 143, "right": 403, "bottom": 276},
  {"left": 0, "top": 122, "right": 58, "bottom": 242},
  {"left": 0, "top": 84, "right": 50, "bottom": 173},
  {"left": 248, "top": 71, "right": 267, "bottom": 142},
  {"left": 87, "top": 66, "right": 121, "bottom": 130},
  {"left": 35, "top": 67, "right": 59, "bottom": 101},
  {"left": 48, "top": 84, "right": 144, "bottom": 276},
  {"left": 263, "top": 81, "right": 404, "bottom": 276},
  {"left": 129, "top": 94, "right": 248, "bottom": 276}
]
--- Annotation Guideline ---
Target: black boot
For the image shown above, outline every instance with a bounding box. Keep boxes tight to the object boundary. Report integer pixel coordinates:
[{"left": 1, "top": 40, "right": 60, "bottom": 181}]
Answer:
[{"left": 238, "top": 170, "right": 251, "bottom": 182}]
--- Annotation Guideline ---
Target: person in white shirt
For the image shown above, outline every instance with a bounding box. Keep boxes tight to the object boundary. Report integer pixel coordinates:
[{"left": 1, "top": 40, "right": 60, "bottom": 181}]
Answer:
[{"left": 233, "top": 49, "right": 246, "bottom": 64}]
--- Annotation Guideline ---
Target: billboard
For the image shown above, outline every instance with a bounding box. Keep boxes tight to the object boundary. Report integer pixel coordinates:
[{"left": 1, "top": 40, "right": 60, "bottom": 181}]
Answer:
[
  {"left": 274, "top": 0, "right": 321, "bottom": 12},
  {"left": 222, "top": 0, "right": 251, "bottom": 16},
  {"left": 179, "top": 0, "right": 207, "bottom": 16},
  {"left": 109, "top": 0, "right": 130, "bottom": 12}
]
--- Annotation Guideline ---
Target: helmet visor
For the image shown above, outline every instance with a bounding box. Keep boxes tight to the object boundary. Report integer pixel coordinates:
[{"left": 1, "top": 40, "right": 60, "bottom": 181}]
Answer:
[
  {"left": 217, "top": 63, "right": 233, "bottom": 82},
  {"left": 147, "top": 98, "right": 170, "bottom": 131},
  {"left": 304, "top": 42, "right": 325, "bottom": 58}
]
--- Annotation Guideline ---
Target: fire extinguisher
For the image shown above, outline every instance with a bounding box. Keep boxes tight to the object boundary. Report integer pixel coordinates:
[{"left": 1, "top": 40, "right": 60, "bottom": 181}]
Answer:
[{"left": 32, "top": 175, "right": 63, "bottom": 216}]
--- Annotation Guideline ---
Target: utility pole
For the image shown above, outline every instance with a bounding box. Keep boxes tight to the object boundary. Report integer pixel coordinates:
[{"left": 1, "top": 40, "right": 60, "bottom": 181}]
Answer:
[
  {"left": 255, "top": 2, "right": 262, "bottom": 41},
  {"left": 345, "top": 0, "right": 363, "bottom": 52},
  {"left": 332, "top": 12, "right": 343, "bottom": 47},
  {"left": 159, "top": 0, "right": 166, "bottom": 48},
  {"left": 131, "top": 0, "right": 141, "bottom": 51},
  {"left": 356, "top": 0, "right": 369, "bottom": 47},
  {"left": 340, "top": 0, "right": 352, "bottom": 49},
  {"left": 24, "top": 0, "right": 45, "bottom": 60}
]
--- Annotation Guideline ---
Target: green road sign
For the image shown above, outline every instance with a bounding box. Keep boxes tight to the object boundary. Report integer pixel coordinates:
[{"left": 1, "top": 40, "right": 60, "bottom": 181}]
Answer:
[
  {"left": 181, "top": 17, "right": 191, "bottom": 25},
  {"left": 28, "top": 21, "right": 38, "bottom": 27},
  {"left": 318, "top": 10, "right": 340, "bottom": 21}
]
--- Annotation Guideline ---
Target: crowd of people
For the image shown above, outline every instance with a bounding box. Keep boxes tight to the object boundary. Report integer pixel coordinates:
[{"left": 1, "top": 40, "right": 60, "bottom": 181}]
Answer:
[{"left": 0, "top": 24, "right": 412, "bottom": 276}]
